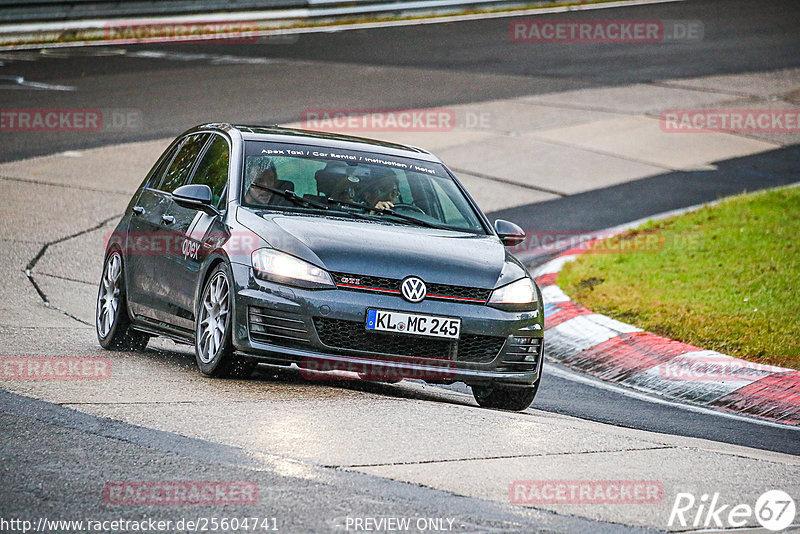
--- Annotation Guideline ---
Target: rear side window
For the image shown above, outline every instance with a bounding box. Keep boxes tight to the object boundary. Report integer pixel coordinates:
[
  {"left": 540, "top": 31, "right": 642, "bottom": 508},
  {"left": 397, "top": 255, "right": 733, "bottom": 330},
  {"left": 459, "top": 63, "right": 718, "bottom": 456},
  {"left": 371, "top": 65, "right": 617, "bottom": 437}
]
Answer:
[
  {"left": 144, "top": 142, "right": 181, "bottom": 191},
  {"left": 191, "top": 135, "right": 229, "bottom": 208},
  {"left": 155, "top": 133, "right": 209, "bottom": 193}
]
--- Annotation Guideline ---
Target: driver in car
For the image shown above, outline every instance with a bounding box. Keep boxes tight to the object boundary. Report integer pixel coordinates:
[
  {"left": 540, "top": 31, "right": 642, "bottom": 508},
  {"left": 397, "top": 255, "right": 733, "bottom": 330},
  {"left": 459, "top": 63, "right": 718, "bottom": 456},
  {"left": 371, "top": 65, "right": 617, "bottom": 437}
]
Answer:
[{"left": 359, "top": 170, "right": 400, "bottom": 211}]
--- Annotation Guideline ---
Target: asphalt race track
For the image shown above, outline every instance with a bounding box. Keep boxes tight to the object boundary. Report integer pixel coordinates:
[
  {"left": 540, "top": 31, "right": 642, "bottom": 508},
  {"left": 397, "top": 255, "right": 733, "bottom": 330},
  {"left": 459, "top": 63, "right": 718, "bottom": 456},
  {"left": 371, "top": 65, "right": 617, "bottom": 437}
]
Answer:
[
  {"left": 3, "top": 0, "right": 800, "bottom": 163},
  {"left": 1, "top": 0, "right": 799, "bottom": 532}
]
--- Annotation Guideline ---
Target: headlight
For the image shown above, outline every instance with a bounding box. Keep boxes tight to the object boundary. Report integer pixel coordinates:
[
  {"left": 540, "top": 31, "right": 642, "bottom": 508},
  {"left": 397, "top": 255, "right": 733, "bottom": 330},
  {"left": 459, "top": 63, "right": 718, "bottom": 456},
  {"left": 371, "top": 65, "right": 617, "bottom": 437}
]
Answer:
[
  {"left": 488, "top": 277, "right": 538, "bottom": 310},
  {"left": 251, "top": 248, "right": 334, "bottom": 289}
]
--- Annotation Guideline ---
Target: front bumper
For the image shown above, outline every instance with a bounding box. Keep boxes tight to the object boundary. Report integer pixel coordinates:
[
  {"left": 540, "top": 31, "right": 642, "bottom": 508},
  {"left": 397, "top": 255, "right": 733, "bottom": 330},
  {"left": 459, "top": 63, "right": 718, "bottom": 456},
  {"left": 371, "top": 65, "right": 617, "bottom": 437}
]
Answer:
[{"left": 230, "top": 263, "right": 544, "bottom": 386}]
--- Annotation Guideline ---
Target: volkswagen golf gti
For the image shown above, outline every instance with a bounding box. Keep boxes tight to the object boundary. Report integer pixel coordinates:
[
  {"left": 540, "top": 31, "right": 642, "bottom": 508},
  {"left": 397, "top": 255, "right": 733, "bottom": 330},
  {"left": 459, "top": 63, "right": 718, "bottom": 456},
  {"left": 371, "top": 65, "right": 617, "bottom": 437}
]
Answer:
[{"left": 96, "top": 123, "right": 544, "bottom": 410}]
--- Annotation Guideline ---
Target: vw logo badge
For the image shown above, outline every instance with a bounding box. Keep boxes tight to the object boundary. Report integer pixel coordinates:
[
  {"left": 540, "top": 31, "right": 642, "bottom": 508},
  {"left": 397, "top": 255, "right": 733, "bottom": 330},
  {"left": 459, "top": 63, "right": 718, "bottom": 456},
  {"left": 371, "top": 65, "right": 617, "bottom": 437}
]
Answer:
[{"left": 401, "top": 276, "right": 427, "bottom": 303}]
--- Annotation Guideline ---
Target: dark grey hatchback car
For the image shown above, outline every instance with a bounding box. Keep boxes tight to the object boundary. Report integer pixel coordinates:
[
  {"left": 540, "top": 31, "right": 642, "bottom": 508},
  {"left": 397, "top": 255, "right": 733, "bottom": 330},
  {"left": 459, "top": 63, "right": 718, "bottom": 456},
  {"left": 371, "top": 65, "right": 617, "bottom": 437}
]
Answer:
[{"left": 97, "top": 123, "right": 544, "bottom": 410}]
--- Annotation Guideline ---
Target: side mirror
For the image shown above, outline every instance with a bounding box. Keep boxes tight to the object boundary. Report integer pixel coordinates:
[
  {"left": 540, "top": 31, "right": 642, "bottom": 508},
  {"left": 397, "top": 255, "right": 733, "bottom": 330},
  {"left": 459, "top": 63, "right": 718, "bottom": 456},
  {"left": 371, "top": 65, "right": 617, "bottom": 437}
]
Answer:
[
  {"left": 172, "top": 184, "right": 219, "bottom": 216},
  {"left": 494, "top": 219, "right": 526, "bottom": 246}
]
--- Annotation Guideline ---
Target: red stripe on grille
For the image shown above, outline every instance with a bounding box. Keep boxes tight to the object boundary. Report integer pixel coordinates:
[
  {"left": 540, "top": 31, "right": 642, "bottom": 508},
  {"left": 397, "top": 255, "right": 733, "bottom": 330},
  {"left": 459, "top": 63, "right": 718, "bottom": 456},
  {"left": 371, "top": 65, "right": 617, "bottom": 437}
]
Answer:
[
  {"left": 336, "top": 284, "right": 485, "bottom": 303},
  {"left": 337, "top": 283, "right": 401, "bottom": 294},
  {"left": 427, "top": 293, "right": 486, "bottom": 303}
]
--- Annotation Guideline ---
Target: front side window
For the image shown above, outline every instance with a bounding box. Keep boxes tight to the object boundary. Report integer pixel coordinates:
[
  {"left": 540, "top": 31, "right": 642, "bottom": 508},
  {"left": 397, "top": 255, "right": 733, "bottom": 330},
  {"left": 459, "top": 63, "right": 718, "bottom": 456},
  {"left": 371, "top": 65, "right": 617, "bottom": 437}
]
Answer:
[
  {"left": 190, "top": 135, "right": 229, "bottom": 208},
  {"left": 241, "top": 142, "right": 486, "bottom": 233},
  {"left": 155, "top": 133, "right": 209, "bottom": 193}
]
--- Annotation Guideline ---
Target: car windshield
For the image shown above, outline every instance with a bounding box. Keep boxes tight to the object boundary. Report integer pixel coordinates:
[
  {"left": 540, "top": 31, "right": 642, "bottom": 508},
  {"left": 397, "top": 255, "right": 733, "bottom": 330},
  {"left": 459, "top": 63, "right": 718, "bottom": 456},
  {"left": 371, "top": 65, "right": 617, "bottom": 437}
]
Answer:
[{"left": 241, "top": 141, "right": 486, "bottom": 233}]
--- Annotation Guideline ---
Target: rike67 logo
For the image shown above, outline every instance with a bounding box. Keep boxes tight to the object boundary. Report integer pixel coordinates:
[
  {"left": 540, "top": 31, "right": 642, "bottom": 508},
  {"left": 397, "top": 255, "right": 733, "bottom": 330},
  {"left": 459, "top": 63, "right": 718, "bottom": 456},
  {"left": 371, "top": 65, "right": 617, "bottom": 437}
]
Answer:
[{"left": 669, "top": 490, "right": 796, "bottom": 531}]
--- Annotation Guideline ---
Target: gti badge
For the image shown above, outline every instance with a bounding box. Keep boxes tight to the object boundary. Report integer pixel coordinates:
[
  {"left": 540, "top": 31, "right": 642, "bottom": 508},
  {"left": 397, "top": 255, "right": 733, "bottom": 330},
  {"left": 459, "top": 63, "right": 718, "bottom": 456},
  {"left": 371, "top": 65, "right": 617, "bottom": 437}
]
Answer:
[{"left": 401, "top": 276, "right": 427, "bottom": 303}]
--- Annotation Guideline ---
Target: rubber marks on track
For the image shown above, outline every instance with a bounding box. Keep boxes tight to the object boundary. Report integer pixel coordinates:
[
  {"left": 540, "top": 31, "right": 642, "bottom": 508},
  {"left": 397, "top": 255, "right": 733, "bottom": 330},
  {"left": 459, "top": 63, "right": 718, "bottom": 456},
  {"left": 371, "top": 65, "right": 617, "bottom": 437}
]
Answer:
[{"left": 533, "top": 247, "right": 800, "bottom": 425}]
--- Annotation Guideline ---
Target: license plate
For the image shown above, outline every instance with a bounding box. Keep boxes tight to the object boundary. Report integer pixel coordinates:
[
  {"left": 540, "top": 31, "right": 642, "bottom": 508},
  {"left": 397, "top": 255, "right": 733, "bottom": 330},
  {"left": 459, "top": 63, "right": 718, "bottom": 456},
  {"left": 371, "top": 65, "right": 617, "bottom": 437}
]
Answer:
[{"left": 366, "top": 309, "right": 461, "bottom": 339}]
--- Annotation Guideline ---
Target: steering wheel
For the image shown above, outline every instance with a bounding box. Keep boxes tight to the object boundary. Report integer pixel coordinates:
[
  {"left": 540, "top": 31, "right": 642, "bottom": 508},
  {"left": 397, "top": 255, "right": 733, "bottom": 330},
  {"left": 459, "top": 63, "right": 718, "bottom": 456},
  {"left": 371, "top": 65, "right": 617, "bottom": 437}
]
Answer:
[{"left": 391, "top": 203, "right": 425, "bottom": 215}]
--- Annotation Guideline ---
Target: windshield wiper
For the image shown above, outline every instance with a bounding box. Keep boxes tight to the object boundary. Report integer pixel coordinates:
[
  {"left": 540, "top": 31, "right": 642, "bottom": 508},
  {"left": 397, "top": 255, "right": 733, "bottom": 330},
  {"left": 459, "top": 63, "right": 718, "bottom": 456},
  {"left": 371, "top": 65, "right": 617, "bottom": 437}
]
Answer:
[
  {"left": 251, "top": 185, "right": 453, "bottom": 229},
  {"left": 250, "top": 184, "right": 377, "bottom": 221},
  {"left": 325, "top": 196, "right": 452, "bottom": 230}
]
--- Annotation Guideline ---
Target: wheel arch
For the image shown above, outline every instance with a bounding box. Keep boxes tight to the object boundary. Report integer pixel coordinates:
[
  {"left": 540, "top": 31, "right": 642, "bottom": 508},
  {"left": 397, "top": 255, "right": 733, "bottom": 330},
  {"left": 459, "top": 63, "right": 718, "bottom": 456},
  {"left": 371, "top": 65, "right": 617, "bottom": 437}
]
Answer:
[{"left": 194, "top": 251, "right": 234, "bottom": 317}]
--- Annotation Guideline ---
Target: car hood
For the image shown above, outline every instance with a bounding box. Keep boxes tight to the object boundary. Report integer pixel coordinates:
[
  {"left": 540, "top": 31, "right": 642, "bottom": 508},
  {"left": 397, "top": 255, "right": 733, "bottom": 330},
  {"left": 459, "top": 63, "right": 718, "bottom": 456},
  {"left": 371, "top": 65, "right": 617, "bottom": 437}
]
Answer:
[{"left": 240, "top": 210, "right": 525, "bottom": 289}]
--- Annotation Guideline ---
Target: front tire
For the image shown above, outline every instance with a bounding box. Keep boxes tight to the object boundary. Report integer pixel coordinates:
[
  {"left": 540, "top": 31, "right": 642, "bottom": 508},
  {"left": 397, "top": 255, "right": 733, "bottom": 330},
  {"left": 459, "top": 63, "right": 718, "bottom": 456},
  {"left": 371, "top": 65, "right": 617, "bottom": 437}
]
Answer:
[
  {"left": 96, "top": 250, "right": 149, "bottom": 351},
  {"left": 195, "top": 263, "right": 255, "bottom": 378},
  {"left": 472, "top": 379, "right": 540, "bottom": 411}
]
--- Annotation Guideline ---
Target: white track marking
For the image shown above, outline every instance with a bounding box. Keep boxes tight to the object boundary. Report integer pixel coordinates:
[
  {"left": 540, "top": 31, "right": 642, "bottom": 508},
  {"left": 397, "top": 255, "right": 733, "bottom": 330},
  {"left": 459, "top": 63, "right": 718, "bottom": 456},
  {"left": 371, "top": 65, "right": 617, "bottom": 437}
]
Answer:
[
  {"left": 532, "top": 254, "right": 577, "bottom": 277},
  {"left": 0, "top": 0, "right": 685, "bottom": 50},
  {"left": 540, "top": 284, "right": 571, "bottom": 305},
  {"left": 0, "top": 75, "right": 75, "bottom": 90},
  {"left": 546, "top": 313, "right": 642, "bottom": 360}
]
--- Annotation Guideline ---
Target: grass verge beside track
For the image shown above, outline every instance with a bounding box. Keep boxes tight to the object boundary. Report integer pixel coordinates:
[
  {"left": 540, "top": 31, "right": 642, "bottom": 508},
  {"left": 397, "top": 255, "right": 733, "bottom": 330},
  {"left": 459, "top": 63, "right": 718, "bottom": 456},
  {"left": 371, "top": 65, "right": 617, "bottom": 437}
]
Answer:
[{"left": 558, "top": 186, "right": 800, "bottom": 369}]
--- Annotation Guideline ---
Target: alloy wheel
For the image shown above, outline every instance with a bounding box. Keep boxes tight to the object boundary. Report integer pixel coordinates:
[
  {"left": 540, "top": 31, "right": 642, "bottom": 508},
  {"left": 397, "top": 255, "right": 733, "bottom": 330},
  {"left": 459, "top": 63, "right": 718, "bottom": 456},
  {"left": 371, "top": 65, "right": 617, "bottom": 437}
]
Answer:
[
  {"left": 198, "top": 272, "right": 230, "bottom": 364},
  {"left": 97, "top": 253, "right": 122, "bottom": 339}
]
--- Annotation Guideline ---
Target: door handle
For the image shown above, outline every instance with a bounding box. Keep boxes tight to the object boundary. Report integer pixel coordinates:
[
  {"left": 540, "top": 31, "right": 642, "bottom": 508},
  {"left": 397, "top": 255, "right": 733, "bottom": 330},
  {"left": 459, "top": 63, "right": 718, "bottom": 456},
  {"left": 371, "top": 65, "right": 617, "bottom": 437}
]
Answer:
[
  {"left": 132, "top": 206, "right": 145, "bottom": 216},
  {"left": 161, "top": 214, "right": 175, "bottom": 225}
]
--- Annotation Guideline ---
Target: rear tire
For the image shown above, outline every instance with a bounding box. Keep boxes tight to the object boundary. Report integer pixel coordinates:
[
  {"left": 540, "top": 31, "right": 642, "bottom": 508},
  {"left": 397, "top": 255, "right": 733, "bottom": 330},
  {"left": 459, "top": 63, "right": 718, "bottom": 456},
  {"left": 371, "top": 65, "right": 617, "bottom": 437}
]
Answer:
[
  {"left": 472, "top": 378, "right": 539, "bottom": 411},
  {"left": 194, "top": 263, "right": 255, "bottom": 378},
  {"left": 96, "top": 250, "right": 150, "bottom": 351}
]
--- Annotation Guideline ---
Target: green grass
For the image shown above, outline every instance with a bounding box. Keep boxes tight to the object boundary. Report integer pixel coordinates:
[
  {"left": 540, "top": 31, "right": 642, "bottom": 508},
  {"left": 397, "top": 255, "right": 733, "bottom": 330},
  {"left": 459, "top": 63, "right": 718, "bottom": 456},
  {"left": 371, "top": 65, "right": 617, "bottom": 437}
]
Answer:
[{"left": 557, "top": 186, "right": 800, "bottom": 369}]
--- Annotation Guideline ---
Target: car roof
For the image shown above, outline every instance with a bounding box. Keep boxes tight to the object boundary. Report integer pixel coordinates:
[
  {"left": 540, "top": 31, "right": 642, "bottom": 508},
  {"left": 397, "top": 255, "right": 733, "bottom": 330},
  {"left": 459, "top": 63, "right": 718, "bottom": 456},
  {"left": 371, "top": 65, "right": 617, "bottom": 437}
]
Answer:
[{"left": 188, "top": 123, "right": 442, "bottom": 163}]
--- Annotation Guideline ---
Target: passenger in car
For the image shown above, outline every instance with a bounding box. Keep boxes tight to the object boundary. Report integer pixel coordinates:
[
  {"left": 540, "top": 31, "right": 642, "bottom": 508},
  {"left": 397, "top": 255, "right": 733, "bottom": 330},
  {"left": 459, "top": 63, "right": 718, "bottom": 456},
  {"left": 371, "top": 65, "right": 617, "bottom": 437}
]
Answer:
[
  {"left": 318, "top": 164, "right": 390, "bottom": 208},
  {"left": 315, "top": 161, "right": 353, "bottom": 200}
]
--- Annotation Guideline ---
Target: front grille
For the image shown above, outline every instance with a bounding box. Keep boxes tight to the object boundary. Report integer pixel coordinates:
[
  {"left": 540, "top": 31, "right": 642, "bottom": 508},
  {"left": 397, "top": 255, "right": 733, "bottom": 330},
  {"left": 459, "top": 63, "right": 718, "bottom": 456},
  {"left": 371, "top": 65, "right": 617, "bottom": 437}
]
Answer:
[
  {"left": 332, "top": 272, "right": 491, "bottom": 304},
  {"left": 313, "top": 317, "right": 504, "bottom": 363},
  {"left": 428, "top": 282, "right": 490, "bottom": 302},
  {"left": 249, "top": 306, "right": 311, "bottom": 346}
]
